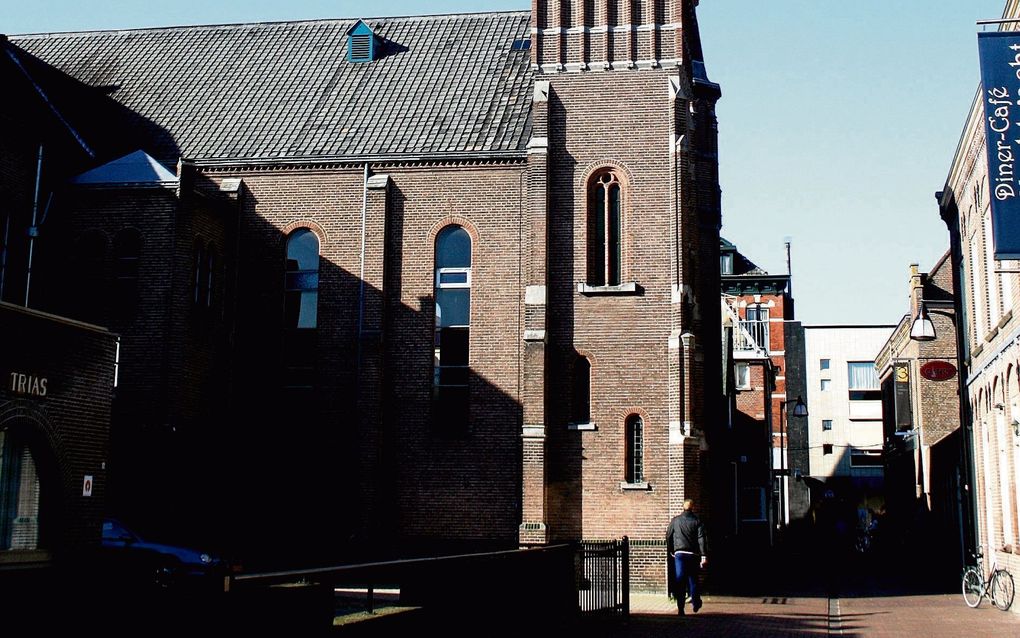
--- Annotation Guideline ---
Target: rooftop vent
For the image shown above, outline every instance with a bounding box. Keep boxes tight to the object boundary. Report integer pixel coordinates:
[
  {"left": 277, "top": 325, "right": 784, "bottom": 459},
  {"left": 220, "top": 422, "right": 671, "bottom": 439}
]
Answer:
[{"left": 347, "top": 20, "right": 378, "bottom": 63}]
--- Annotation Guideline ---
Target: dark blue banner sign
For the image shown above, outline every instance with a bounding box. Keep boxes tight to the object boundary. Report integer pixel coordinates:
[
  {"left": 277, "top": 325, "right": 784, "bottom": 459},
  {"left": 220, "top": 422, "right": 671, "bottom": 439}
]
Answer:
[{"left": 978, "top": 31, "right": 1020, "bottom": 259}]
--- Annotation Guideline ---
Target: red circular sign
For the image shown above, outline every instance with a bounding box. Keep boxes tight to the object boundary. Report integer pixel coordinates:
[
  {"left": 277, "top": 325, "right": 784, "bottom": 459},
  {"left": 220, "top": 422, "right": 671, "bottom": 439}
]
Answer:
[{"left": 920, "top": 360, "right": 957, "bottom": 382}]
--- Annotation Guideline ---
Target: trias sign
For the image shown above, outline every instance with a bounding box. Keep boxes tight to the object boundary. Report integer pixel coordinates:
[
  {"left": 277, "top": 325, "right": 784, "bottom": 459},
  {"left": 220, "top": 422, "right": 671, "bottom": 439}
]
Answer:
[{"left": 8, "top": 372, "right": 48, "bottom": 397}]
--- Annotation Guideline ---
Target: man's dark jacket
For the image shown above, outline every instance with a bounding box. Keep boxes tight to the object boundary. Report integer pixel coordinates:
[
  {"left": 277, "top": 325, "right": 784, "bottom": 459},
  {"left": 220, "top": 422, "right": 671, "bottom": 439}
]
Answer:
[{"left": 666, "top": 511, "right": 707, "bottom": 556}]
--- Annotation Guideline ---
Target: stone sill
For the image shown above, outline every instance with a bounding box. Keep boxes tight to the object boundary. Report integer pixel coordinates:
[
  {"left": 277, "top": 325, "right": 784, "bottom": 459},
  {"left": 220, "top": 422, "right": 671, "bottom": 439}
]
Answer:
[
  {"left": 998, "top": 310, "right": 1013, "bottom": 330},
  {"left": 577, "top": 282, "right": 641, "bottom": 296},
  {"left": 620, "top": 481, "right": 650, "bottom": 491},
  {"left": 567, "top": 422, "right": 597, "bottom": 431}
]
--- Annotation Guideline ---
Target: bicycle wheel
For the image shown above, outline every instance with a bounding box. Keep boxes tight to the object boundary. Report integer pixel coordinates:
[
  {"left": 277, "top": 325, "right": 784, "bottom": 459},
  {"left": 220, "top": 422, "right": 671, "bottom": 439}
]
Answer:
[
  {"left": 962, "top": 568, "right": 983, "bottom": 608},
  {"left": 991, "top": 569, "right": 1015, "bottom": 611}
]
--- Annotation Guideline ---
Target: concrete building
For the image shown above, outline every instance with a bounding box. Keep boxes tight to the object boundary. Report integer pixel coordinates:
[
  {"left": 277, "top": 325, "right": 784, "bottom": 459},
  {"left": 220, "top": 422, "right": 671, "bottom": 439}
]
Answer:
[
  {"left": 937, "top": 0, "right": 1020, "bottom": 589},
  {"left": 1, "top": 0, "right": 723, "bottom": 589},
  {"left": 803, "top": 325, "right": 894, "bottom": 516}
]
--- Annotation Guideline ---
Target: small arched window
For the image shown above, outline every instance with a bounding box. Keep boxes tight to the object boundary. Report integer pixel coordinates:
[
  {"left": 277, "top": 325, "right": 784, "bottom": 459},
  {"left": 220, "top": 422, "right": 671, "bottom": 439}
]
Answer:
[
  {"left": 0, "top": 431, "right": 41, "bottom": 551},
  {"left": 433, "top": 225, "right": 472, "bottom": 435},
  {"left": 588, "top": 171, "right": 623, "bottom": 286},
  {"left": 285, "top": 229, "right": 319, "bottom": 329},
  {"left": 113, "top": 229, "right": 141, "bottom": 318},
  {"left": 625, "top": 414, "right": 644, "bottom": 484},
  {"left": 572, "top": 355, "right": 591, "bottom": 425}
]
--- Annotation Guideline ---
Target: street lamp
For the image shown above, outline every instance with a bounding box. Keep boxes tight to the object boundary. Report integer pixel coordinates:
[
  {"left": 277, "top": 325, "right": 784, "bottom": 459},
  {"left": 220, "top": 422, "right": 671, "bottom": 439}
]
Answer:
[
  {"left": 910, "top": 302, "right": 936, "bottom": 342},
  {"left": 779, "top": 396, "right": 808, "bottom": 533}
]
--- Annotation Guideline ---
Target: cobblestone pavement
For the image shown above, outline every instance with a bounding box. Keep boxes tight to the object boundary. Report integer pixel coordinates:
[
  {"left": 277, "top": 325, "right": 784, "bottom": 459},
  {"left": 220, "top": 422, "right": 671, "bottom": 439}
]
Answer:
[{"left": 577, "top": 590, "right": 1020, "bottom": 637}]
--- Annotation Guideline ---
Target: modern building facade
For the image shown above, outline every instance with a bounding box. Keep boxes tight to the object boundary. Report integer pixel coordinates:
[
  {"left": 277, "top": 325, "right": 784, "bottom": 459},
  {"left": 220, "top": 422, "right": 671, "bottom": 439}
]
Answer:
[
  {"left": 803, "top": 325, "right": 893, "bottom": 515},
  {"left": 938, "top": 0, "right": 1020, "bottom": 589},
  {"left": 1, "top": 0, "right": 723, "bottom": 589}
]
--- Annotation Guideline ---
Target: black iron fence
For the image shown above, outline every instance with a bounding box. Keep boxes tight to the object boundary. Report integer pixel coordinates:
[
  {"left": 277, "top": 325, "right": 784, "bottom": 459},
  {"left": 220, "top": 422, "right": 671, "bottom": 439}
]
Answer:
[{"left": 578, "top": 536, "right": 630, "bottom": 619}]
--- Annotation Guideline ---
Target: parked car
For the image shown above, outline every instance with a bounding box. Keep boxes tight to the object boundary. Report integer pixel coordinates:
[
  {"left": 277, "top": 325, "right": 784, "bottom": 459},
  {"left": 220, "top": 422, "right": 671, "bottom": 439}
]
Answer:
[{"left": 100, "top": 518, "right": 232, "bottom": 591}]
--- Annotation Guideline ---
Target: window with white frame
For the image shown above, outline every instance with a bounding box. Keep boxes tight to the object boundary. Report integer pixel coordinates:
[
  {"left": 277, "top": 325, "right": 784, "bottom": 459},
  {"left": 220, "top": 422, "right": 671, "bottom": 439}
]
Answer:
[
  {"left": 984, "top": 211, "right": 1001, "bottom": 325},
  {"left": 735, "top": 362, "right": 751, "bottom": 390},
  {"left": 847, "top": 361, "right": 880, "bottom": 401},
  {"left": 971, "top": 234, "right": 986, "bottom": 340},
  {"left": 433, "top": 225, "right": 472, "bottom": 436}
]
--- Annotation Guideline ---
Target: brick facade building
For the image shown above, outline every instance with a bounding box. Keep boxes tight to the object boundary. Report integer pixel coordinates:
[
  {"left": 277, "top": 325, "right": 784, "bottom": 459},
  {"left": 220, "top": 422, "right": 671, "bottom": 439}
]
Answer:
[
  {"left": 938, "top": 0, "right": 1020, "bottom": 598},
  {"left": 875, "top": 254, "right": 965, "bottom": 572},
  {"left": 1, "top": 0, "right": 723, "bottom": 589},
  {"left": 719, "top": 239, "right": 799, "bottom": 546}
]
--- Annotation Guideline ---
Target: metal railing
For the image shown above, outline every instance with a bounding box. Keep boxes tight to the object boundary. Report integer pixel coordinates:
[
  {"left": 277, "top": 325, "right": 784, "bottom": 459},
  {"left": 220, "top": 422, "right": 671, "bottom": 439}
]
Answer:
[
  {"left": 578, "top": 536, "right": 630, "bottom": 619},
  {"left": 722, "top": 298, "right": 769, "bottom": 356}
]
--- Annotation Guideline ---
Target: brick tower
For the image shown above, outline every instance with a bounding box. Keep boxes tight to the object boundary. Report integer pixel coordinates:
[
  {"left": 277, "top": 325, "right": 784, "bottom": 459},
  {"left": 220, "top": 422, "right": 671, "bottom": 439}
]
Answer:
[{"left": 521, "top": 0, "right": 722, "bottom": 586}]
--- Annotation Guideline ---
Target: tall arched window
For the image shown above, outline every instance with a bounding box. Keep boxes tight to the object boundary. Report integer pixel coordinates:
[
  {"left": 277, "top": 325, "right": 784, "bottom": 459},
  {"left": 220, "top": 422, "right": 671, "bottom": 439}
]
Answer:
[
  {"left": 113, "top": 229, "right": 141, "bottom": 318},
  {"left": 572, "top": 355, "right": 591, "bottom": 425},
  {"left": 194, "top": 241, "right": 217, "bottom": 310},
  {"left": 433, "top": 225, "right": 472, "bottom": 435},
  {"left": 70, "top": 230, "right": 107, "bottom": 324},
  {"left": 0, "top": 431, "right": 41, "bottom": 551},
  {"left": 588, "top": 171, "right": 622, "bottom": 286},
  {"left": 285, "top": 229, "right": 319, "bottom": 329},
  {"left": 625, "top": 414, "right": 644, "bottom": 484}
]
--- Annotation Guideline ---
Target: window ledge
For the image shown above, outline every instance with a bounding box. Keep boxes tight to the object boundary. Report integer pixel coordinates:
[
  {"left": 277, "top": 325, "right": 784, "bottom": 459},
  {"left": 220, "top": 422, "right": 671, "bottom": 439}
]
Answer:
[
  {"left": 578, "top": 282, "right": 641, "bottom": 296},
  {"left": 998, "top": 310, "right": 1013, "bottom": 330},
  {"left": 985, "top": 326, "right": 1000, "bottom": 343},
  {"left": 567, "top": 422, "right": 597, "bottom": 431},
  {"left": 620, "top": 481, "right": 650, "bottom": 491}
]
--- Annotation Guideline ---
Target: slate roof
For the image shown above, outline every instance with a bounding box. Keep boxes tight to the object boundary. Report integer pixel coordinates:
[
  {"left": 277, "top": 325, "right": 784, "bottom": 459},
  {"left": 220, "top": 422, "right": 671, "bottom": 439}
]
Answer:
[{"left": 9, "top": 12, "right": 533, "bottom": 166}]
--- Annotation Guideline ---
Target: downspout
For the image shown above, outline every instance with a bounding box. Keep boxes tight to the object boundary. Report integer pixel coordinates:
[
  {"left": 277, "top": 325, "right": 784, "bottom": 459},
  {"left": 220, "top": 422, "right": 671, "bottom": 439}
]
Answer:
[
  {"left": 0, "top": 206, "right": 10, "bottom": 300},
  {"left": 357, "top": 163, "right": 369, "bottom": 371},
  {"left": 23, "top": 144, "right": 43, "bottom": 307}
]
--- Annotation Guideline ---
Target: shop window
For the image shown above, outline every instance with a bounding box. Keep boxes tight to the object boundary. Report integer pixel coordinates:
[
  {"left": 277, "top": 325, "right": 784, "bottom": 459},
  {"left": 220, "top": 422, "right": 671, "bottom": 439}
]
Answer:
[
  {"left": 433, "top": 225, "right": 471, "bottom": 436},
  {"left": 0, "top": 431, "right": 41, "bottom": 552},
  {"left": 625, "top": 415, "right": 644, "bottom": 484},
  {"left": 587, "top": 171, "right": 623, "bottom": 286}
]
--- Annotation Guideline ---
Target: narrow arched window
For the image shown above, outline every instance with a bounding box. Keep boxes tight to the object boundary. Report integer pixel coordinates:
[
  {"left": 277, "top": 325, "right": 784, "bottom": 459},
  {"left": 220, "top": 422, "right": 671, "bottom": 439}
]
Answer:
[
  {"left": 625, "top": 415, "right": 644, "bottom": 484},
  {"left": 433, "top": 225, "right": 471, "bottom": 435},
  {"left": 0, "top": 431, "right": 41, "bottom": 551},
  {"left": 588, "top": 171, "right": 622, "bottom": 286},
  {"left": 285, "top": 229, "right": 319, "bottom": 329},
  {"left": 572, "top": 356, "right": 591, "bottom": 425},
  {"left": 113, "top": 229, "right": 141, "bottom": 318},
  {"left": 205, "top": 242, "right": 216, "bottom": 309},
  {"left": 70, "top": 230, "right": 107, "bottom": 324},
  {"left": 193, "top": 241, "right": 207, "bottom": 307}
]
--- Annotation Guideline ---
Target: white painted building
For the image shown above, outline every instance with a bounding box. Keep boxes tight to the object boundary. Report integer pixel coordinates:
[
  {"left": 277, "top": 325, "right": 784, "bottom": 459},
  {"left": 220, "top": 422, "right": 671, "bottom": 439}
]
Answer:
[{"left": 804, "top": 326, "right": 895, "bottom": 482}]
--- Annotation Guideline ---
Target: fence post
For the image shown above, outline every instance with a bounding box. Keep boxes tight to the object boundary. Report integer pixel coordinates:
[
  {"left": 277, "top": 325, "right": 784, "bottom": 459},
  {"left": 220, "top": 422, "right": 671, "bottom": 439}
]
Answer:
[{"left": 621, "top": 536, "right": 630, "bottom": 619}]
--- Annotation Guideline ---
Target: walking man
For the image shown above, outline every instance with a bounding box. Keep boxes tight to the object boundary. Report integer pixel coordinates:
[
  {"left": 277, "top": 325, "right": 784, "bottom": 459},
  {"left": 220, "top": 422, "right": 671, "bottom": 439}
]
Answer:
[{"left": 666, "top": 498, "right": 708, "bottom": 616}]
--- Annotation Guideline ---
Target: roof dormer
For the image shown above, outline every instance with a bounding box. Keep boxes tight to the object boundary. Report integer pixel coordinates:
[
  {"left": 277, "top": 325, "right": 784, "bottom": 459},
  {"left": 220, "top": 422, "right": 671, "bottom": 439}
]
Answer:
[{"left": 347, "top": 20, "right": 378, "bottom": 63}]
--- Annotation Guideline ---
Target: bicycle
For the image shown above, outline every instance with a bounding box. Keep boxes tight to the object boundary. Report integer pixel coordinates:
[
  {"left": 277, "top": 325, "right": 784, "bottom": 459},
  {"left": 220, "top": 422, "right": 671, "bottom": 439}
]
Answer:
[{"left": 961, "top": 549, "right": 1015, "bottom": 611}]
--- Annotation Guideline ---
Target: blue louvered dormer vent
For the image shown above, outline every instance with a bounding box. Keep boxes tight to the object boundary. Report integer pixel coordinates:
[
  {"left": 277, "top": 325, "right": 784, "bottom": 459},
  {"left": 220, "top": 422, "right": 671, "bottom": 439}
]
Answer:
[{"left": 347, "top": 20, "right": 377, "bottom": 63}]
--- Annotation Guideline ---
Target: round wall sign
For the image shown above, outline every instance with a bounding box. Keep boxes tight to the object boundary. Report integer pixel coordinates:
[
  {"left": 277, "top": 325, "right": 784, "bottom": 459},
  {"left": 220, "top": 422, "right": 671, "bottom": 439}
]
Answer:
[{"left": 920, "top": 360, "right": 957, "bottom": 382}]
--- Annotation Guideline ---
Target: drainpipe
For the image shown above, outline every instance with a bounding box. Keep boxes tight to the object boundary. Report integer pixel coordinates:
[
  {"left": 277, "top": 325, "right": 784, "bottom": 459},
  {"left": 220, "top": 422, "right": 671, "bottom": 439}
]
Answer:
[
  {"left": 0, "top": 207, "right": 10, "bottom": 301},
  {"left": 356, "top": 163, "right": 369, "bottom": 371},
  {"left": 24, "top": 144, "right": 43, "bottom": 307}
]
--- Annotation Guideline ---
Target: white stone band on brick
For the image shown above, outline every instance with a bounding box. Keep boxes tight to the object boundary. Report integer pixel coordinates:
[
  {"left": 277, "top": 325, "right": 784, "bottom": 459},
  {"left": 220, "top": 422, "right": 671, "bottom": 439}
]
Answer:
[
  {"left": 523, "top": 329, "right": 546, "bottom": 342},
  {"left": 525, "top": 285, "right": 546, "bottom": 305},
  {"left": 522, "top": 425, "right": 545, "bottom": 439}
]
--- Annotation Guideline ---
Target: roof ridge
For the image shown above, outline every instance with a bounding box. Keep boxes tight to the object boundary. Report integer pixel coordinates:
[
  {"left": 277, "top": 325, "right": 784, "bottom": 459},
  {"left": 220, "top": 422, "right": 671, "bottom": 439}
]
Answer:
[{"left": 8, "top": 10, "right": 532, "bottom": 39}]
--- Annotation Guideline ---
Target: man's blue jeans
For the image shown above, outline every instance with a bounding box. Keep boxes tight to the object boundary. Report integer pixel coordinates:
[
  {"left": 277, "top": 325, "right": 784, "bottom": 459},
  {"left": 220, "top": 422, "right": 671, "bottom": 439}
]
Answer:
[{"left": 673, "top": 552, "right": 701, "bottom": 610}]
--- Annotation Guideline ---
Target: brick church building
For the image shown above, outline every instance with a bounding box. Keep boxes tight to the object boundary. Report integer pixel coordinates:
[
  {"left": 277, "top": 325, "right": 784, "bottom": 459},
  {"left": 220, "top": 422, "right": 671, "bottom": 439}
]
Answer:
[{"left": 1, "top": 0, "right": 722, "bottom": 587}]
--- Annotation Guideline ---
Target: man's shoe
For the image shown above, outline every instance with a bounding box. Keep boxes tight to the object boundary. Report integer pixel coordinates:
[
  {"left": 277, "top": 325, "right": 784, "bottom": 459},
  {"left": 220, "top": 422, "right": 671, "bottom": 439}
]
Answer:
[
  {"left": 677, "top": 608, "right": 685, "bottom": 616},
  {"left": 692, "top": 599, "right": 702, "bottom": 613}
]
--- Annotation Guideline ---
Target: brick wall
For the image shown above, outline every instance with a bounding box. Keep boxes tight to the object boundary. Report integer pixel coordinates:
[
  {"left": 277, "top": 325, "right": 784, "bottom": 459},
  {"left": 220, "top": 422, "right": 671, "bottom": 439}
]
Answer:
[{"left": 0, "top": 302, "right": 116, "bottom": 560}]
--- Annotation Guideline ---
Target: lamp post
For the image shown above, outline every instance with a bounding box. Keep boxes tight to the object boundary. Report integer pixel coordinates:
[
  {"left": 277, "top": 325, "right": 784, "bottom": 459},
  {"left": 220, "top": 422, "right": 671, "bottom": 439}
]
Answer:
[{"left": 779, "top": 395, "right": 808, "bottom": 533}]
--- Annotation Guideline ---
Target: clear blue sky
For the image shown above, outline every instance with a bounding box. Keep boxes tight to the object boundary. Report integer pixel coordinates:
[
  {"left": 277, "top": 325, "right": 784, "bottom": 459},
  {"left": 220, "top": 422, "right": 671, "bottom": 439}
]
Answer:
[{"left": 4, "top": 1, "right": 1007, "bottom": 325}]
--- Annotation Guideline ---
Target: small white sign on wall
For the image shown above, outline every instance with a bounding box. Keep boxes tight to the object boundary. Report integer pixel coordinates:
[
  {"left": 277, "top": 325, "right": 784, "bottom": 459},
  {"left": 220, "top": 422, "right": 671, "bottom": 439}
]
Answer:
[{"left": 82, "top": 475, "right": 93, "bottom": 497}]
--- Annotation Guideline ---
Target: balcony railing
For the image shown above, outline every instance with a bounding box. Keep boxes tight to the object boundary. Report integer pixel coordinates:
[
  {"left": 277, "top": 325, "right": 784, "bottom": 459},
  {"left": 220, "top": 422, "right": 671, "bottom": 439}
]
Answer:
[{"left": 723, "top": 298, "right": 769, "bottom": 357}]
